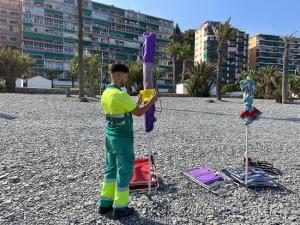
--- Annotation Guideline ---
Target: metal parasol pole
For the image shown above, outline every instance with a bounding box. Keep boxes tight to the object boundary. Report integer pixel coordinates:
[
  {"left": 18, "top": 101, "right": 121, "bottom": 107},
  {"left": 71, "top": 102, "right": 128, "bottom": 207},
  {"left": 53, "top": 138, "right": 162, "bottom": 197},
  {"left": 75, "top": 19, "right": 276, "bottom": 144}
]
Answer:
[
  {"left": 148, "top": 132, "right": 151, "bottom": 194},
  {"left": 245, "top": 124, "right": 249, "bottom": 189}
]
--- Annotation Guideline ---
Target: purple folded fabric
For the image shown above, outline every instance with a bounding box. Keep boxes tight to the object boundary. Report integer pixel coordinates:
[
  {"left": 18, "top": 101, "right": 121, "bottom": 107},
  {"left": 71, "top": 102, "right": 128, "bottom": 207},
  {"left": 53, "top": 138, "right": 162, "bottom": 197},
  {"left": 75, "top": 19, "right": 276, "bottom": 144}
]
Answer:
[
  {"left": 143, "top": 62, "right": 154, "bottom": 89},
  {"left": 145, "top": 105, "right": 156, "bottom": 133},
  {"left": 143, "top": 32, "right": 157, "bottom": 132},
  {"left": 187, "top": 167, "right": 222, "bottom": 185},
  {"left": 142, "top": 33, "right": 156, "bottom": 63}
]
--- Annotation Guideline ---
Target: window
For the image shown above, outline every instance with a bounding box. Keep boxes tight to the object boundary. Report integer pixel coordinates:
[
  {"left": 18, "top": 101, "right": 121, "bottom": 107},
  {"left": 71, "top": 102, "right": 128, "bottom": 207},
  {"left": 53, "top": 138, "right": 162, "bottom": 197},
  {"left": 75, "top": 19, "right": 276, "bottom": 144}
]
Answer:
[
  {"left": 34, "top": 16, "right": 43, "bottom": 25},
  {"left": 9, "top": 37, "right": 18, "bottom": 42},
  {"left": 34, "top": 1, "right": 44, "bottom": 7},
  {"left": 24, "top": 7, "right": 31, "bottom": 13},
  {"left": 0, "top": 19, "right": 7, "bottom": 24},
  {"left": 84, "top": 27, "right": 91, "bottom": 32},
  {"left": 10, "top": 12, "right": 19, "bottom": 17},
  {"left": 45, "top": 60, "right": 63, "bottom": 70},
  {"left": 24, "top": 0, "right": 31, "bottom": 5},
  {"left": 64, "top": 0, "right": 75, "bottom": 4},
  {"left": 115, "top": 40, "right": 124, "bottom": 46},
  {"left": 64, "top": 47, "right": 74, "bottom": 54},
  {"left": 9, "top": 20, "right": 18, "bottom": 25},
  {"left": 23, "top": 13, "right": 32, "bottom": 22}
]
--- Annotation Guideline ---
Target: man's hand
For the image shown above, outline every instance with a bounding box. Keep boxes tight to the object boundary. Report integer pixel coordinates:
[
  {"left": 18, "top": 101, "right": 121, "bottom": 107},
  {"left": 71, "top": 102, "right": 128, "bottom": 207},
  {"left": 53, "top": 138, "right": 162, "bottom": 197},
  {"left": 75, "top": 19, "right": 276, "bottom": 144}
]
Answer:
[
  {"left": 150, "top": 92, "right": 159, "bottom": 103},
  {"left": 131, "top": 91, "right": 159, "bottom": 117},
  {"left": 136, "top": 94, "right": 143, "bottom": 105}
]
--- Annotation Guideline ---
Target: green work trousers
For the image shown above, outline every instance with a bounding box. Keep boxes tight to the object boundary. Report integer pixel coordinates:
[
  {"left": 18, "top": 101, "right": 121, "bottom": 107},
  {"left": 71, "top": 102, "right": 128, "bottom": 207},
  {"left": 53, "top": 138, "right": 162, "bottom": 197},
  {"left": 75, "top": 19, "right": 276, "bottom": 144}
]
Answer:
[{"left": 99, "top": 135, "right": 134, "bottom": 209}]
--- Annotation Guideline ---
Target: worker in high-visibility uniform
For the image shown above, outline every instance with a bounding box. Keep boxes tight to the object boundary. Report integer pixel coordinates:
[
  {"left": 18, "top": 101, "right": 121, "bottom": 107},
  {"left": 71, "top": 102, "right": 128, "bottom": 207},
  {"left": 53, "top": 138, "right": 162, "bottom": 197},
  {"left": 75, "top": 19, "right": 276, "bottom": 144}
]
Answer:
[{"left": 98, "top": 63, "right": 158, "bottom": 219}]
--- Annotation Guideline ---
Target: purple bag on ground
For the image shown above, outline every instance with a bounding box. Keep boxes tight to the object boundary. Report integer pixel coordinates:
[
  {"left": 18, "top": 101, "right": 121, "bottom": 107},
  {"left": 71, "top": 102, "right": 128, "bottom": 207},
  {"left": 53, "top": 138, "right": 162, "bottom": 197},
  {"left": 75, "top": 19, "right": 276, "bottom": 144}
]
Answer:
[{"left": 187, "top": 167, "right": 222, "bottom": 185}]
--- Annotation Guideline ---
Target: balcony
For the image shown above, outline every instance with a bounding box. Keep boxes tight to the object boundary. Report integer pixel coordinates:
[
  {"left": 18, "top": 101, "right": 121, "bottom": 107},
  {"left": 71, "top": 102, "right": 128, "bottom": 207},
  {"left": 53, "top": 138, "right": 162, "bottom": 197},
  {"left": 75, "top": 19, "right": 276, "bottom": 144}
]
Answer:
[
  {"left": 0, "top": 2, "right": 21, "bottom": 10},
  {"left": 0, "top": 11, "right": 20, "bottom": 19},
  {"left": 0, "top": 29, "right": 20, "bottom": 36}
]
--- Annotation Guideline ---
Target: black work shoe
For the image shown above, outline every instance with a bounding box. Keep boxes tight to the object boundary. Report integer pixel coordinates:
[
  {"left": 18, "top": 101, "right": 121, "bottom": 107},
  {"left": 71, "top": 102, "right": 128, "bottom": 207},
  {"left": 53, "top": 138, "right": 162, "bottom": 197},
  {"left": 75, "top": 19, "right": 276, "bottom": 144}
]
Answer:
[
  {"left": 113, "top": 207, "right": 135, "bottom": 219},
  {"left": 98, "top": 206, "right": 113, "bottom": 215}
]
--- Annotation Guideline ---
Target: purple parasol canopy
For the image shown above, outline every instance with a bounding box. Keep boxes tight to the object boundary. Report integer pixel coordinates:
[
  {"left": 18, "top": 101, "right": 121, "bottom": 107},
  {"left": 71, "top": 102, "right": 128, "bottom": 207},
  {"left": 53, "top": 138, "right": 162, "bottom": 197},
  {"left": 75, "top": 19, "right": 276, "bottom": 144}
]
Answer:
[{"left": 142, "top": 32, "right": 157, "bottom": 132}]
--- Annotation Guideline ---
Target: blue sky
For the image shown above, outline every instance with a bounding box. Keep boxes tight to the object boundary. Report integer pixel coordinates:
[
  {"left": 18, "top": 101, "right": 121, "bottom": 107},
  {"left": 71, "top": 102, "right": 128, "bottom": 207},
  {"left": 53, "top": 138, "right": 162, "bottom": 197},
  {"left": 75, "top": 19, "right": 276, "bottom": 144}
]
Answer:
[{"left": 96, "top": 0, "right": 300, "bottom": 37}]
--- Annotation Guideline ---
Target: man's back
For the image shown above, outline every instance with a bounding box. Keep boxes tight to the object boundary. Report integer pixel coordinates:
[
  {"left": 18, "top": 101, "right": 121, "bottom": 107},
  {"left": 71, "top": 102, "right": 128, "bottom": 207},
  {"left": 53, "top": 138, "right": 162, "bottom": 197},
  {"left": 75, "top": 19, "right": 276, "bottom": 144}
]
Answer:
[
  {"left": 101, "top": 84, "right": 136, "bottom": 138},
  {"left": 101, "top": 85, "right": 136, "bottom": 115}
]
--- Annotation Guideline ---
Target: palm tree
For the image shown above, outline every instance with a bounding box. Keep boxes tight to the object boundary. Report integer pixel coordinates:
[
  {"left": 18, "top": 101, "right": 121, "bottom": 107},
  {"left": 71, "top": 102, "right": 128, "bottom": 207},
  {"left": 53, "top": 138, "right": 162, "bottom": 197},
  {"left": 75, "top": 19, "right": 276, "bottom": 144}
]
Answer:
[
  {"left": 64, "top": 71, "right": 72, "bottom": 97},
  {"left": 46, "top": 70, "right": 57, "bottom": 88},
  {"left": 281, "top": 32, "right": 296, "bottom": 103},
  {"left": 127, "top": 62, "right": 143, "bottom": 95},
  {"left": 70, "top": 54, "right": 101, "bottom": 96},
  {"left": 186, "top": 62, "right": 216, "bottom": 97},
  {"left": 154, "top": 67, "right": 164, "bottom": 80},
  {"left": 260, "top": 66, "right": 280, "bottom": 98},
  {"left": 84, "top": 54, "right": 100, "bottom": 97},
  {"left": 179, "top": 44, "right": 193, "bottom": 82},
  {"left": 239, "top": 67, "right": 280, "bottom": 99},
  {"left": 289, "top": 75, "right": 300, "bottom": 98},
  {"left": 166, "top": 41, "right": 180, "bottom": 92},
  {"left": 212, "top": 17, "right": 236, "bottom": 100},
  {"left": 239, "top": 69, "right": 258, "bottom": 81},
  {"left": 100, "top": 63, "right": 109, "bottom": 93},
  {"left": 183, "top": 29, "right": 195, "bottom": 51},
  {"left": 77, "top": 0, "right": 85, "bottom": 99},
  {"left": 70, "top": 56, "right": 79, "bottom": 88},
  {"left": 0, "top": 47, "right": 34, "bottom": 92},
  {"left": 171, "top": 23, "right": 183, "bottom": 44}
]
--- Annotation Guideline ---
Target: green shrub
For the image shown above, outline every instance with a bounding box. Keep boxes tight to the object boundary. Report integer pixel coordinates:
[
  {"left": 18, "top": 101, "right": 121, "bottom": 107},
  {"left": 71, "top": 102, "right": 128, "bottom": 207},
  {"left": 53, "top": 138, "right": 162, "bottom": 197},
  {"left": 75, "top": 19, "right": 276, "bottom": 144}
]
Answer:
[
  {"left": 274, "top": 89, "right": 282, "bottom": 103},
  {"left": 0, "top": 84, "right": 5, "bottom": 93},
  {"left": 186, "top": 62, "right": 215, "bottom": 97},
  {"left": 221, "top": 84, "right": 239, "bottom": 95},
  {"left": 289, "top": 76, "right": 300, "bottom": 98}
]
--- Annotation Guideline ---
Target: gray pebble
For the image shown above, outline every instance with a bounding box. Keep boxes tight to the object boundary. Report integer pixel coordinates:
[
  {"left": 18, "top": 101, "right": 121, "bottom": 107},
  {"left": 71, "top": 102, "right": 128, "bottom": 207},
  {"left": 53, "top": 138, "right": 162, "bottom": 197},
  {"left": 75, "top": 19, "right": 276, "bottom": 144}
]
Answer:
[
  {"left": 0, "top": 173, "right": 9, "bottom": 180},
  {"left": 9, "top": 176, "right": 21, "bottom": 183},
  {"left": 288, "top": 216, "right": 298, "bottom": 222},
  {"left": 4, "top": 198, "right": 12, "bottom": 204},
  {"left": 291, "top": 210, "right": 300, "bottom": 216},
  {"left": 1, "top": 165, "right": 7, "bottom": 171},
  {"left": 83, "top": 201, "right": 95, "bottom": 208},
  {"left": 66, "top": 175, "right": 76, "bottom": 181},
  {"left": 1, "top": 94, "right": 300, "bottom": 225}
]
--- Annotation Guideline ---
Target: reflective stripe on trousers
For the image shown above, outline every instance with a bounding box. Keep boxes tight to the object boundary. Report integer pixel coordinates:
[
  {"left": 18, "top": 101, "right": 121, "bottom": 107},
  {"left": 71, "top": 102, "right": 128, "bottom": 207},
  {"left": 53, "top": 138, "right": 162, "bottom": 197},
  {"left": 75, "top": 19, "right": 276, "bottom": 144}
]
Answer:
[{"left": 99, "top": 135, "right": 134, "bottom": 209}]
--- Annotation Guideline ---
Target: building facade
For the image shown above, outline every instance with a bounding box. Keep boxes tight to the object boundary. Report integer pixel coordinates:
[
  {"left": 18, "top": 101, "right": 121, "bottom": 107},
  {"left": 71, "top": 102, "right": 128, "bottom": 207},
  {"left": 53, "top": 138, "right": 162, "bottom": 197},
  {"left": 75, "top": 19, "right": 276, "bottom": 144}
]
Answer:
[
  {"left": 248, "top": 34, "right": 300, "bottom": 74},
  {"left": 20, "top": 0, "right": 173, "bottom": 79},
  {"left": 0, "top": 0, "right": 22, "bottom": 49},
  {"left": 195, "top": 21, "right": 248, "bottom": 84}
]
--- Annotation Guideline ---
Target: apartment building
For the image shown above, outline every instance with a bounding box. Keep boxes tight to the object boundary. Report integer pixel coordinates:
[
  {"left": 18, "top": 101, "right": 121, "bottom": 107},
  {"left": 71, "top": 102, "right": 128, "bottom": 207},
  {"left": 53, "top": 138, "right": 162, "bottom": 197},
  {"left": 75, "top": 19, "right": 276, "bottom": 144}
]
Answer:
[
  {"left": 21, "top": 0, "right": 173, "bottom": 79},
  {"left": 195, "top": 21, "right": 248, "bottom": 84},
  {"left": 0, "top": 0, "right": 22, "bottom": 49},
  {"left": 249, "top": 34, "right": 300, "bottom": 74}
]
